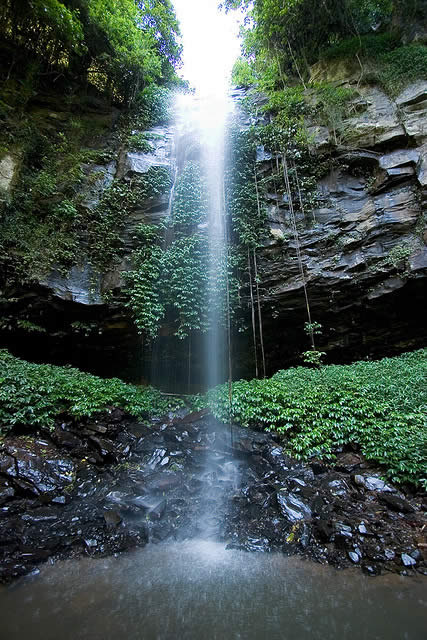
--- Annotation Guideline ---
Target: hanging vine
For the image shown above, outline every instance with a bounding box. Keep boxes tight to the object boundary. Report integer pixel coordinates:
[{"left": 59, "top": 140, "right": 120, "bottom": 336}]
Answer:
[{"left": 224, "top": 124, "right": 267, "bottom": 378}]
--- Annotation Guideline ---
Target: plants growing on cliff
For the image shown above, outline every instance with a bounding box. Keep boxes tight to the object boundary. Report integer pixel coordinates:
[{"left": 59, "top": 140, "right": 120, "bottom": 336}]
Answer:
[
  {"left": 124, "top": 162, "right": 216, "bottom": 341},
  {"left": 0, "top": 119, "right": 173, "bottom": 287},
  {"left": 0, "top": 349, "right": 181, "bottom": 433},
  {"left": 123, "top": 224, "right": 165, "bottom": 339},
  {"left": 128, "top": 133, "right": 154, "bottom": 154},
  {"left": 134, "top": 86, "right": 175, "bottom": 128},
  {"left": 223, "top": 1, "right": 395, "bottom": 84},
  {"left": 205, "top": 348, "right": 427, "bottom": 487},
  {"left": 320, "top": 34, "right": 427, "bottom": 97},
  {"left": 225, "top": 125, "right": 268, "bottom": 377}
]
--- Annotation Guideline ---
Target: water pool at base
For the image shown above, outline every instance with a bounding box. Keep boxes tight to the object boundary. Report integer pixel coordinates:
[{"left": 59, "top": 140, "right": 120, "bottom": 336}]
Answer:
[{"left": 1, "top": 541, "right": 426, "bottom": 640}]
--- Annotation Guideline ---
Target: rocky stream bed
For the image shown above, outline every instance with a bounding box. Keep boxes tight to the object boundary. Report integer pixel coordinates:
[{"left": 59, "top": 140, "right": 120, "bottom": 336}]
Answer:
[{"left": 0, "top": 409, "right": 426, "bottom": 583}]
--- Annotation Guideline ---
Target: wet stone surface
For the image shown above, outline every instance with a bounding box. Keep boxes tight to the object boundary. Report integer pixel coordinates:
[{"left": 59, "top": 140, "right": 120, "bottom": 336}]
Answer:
[{"left": 0, "top": 410, "right": 426, "bottom": 582}]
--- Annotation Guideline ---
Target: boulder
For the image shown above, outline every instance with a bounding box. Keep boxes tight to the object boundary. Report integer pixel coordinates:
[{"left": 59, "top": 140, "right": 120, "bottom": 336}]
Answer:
[{"left": 277, "top": 491, "right": 312, "bottom": 522}]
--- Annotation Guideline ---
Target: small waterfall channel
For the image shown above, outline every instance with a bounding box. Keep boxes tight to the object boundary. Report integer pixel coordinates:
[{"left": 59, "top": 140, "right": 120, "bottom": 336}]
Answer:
[{"left": 166, "top": 86, "right": 239, "bottom": 538}]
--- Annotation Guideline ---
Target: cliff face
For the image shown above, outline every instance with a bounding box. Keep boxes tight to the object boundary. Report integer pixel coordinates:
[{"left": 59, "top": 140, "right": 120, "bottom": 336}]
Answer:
[
  {"left": 0, "top": 91, "right": 175, "bottom": 381},
  {"left": 254, "top": 80, "right": 427, "bottom": 371},
  {"left": 1, "top": 77, "right": 426, "bottom": 381}
]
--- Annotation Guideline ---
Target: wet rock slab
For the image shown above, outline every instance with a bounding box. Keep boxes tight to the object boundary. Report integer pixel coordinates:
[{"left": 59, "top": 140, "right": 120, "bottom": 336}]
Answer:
[{"left": 0, "top": 410, "right": 426, "bottom": 582}]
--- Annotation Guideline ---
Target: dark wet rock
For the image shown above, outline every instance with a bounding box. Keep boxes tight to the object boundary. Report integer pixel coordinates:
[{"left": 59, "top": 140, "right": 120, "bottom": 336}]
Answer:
[
  {"left": 146, "top": 471, "right": 181, "bottom": 492},
  {"left": 333, "top": 521, "right": 353, "bottom": 542},
  {"left": 1, "top": 441, "right": 75, "bottom": 498},
  {"left": 335, "top": 453, "right": 362, "bottom": 473},
  {"left": 228, "top": 536, "right": 271, "bottom": 553},
  {"left": 84, "top": 538, "right": 99, "bottom": 549},
  {"left": 401, "top": 553, "right": 417, "bottom": 567},
  {"left": 327, "top": 479, "right": 350, "bottom": 497},
  {"left": 0, "top": 480, "right": 15, "bottom": 504},
  {"left": 51, "top": 425, "right": 83, "bottom": 450},
  {"left": 265, "top": 445, "right": 289, "bottom": 467},
  {"left": 21, "top": 507, "right": 59, "bottom": 523},
  {"left": 89, "top": 436, "right": 119, "bottom": 461},
  {"left": 311, "top": 461, "right": 327, "bottom": 475},
  {"left": 379, "top": 493, "right": 415, "bottom": 513},
  {"left": 146, "top": 448, "right": 167, "bottom": 469},
  {"left": 0, "top": 453, "right": 17, "bottom": 477},
  {"left": 85, "top": 423, "right": 108, "bottom": 435},
  {"left": 103, "top": 510, "right": 122, "bottom": 527},
  {"left": 0, "top": 410, "right": 426, "bottom": 583},
  {"left": 298, "top": 523, "right": 311, "bottom": 549},
  {"left": 277, "top": 491, "right": 312, "bottom": 522},
  {"left": 358, "top": 522, "right": 371, "bottom": 536},
  {"left": 353, "top": 475, "right": 395, "bottom": 492},
  {"left": 362, "top": 563, "right": 381, "bottom": 576}
]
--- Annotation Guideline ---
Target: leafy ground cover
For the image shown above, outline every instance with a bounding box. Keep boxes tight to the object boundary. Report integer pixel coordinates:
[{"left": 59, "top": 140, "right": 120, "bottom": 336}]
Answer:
[
  {"left": 206, "top": 350, "right": 427, "bottom": 487},
  {"left": 0, "top": 350, "right": 181, "bottom": 433}
]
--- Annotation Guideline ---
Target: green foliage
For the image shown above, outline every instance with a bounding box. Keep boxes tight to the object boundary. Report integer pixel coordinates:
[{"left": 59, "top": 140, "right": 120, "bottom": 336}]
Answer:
[
  {"left": 321, "top": 32, "right": 400, "bottom": 61},
  {"left": 124, "top": 160, "right": 234, "bottom": 341},
  {"left": 172, "top": 162, "right": 208, "bottom": 233},
  {"left": 223, "top": 0, "right": 395, "bottom": 84},
  {"left": 224, "top": 1, "right": 425, "bottom": 100},
  {"left": 320, "top": 33, "right": 427, "bottom": 96},
  {"left": 313, "top": 84, "right": 358, "bottom": 139},
  {"left": 225, "top": 126, "right": 265, "bottom": 249},
  {"left": 301, "top": 349, "right": 326, "bottom": 366},
  {"left": 231, "top": 58, "right": 257, "bottom": 89},
  {"left": 385, "top": 244, "right": 413, "bottom": 268},
  {"left": 124, "top": 161, "right": 211, "bottom": 340},
  {"left": 128, "top": 133, "right": 154, "bottom": 154},
  {"left": 0, "top": 0, "right": 85, "bottom": 66},
  {"left": 379, "top": 44, "right": 427, "bottom": 96},
  {"left": 265, "top": 86, "right": 308, "bottom": 120},
  {"left": 206, "top": 349, "right": 427, "bottom": 487},
  {"left": 0, "top": 0, "right": 182, "bottom": 106},
  {"left": 0, "top": 350, "right": 181, "bottom": 433},
  {"left": 304, "top": 321, "right": 322, "bottom": 336},
  {"left": 123, "top": 224, "right": 165, "bottom": 338},
  {"left": 134, "top": 86, "right": 174, "bottom": 128},
  {"left": 162, "top": 233, "right": 210, "bottom": 338},
  {"left": 0, "top": 112, "right": 172, "bottom": 286}
]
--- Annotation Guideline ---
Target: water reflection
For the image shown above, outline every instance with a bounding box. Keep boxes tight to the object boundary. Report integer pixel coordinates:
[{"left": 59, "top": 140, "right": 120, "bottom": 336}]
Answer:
[{"left": 1, "top": 542, "right": 426, "bottom": 640}]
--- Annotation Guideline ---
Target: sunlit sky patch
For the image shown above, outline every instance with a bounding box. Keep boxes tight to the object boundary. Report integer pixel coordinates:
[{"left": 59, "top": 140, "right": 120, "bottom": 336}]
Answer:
[{"left": 173, "top": 0, "right": 243, "bottom": 95}]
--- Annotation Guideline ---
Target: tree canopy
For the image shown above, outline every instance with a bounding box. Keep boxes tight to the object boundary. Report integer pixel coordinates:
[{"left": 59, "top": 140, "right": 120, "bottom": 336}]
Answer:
[
  {"left": 0, "top": 0, "right": 182, "bottom": 104},
  {"left": 223, "top": 0, "right": 425, "bottom": 86}
]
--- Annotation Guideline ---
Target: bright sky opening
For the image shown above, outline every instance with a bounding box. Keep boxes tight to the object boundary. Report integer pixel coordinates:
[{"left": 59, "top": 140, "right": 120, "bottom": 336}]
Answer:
[{"left": 173, "top": 0, "right": 243, "bottom": 96}]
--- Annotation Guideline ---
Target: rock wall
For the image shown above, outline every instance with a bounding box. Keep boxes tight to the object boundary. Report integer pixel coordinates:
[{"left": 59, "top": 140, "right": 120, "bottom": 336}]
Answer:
[
  {"left": 0, "top": 92, "right": 175, "bottom": 381},
  {"left": 254, "top": 80, "right": 427, "bottom": 371},
  {"left": 1, "top": 79, "right": 426, "bottom": 382}
]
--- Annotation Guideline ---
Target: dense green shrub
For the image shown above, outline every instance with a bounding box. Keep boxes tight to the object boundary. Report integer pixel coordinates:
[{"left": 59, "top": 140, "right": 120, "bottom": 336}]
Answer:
[
  {"left": 128, "top": 133, "right": 154, "bottom": 153},
  {"left": 321, "top": 35, "right": 427, "bottom": 96},
  {"left": 206, "top": 349, "right": 427, "bottom": 487},
  {"left": 321, "top": 32, "right": 400, "bottom": 61},
  {"left": 0, "top": 0, "right": 182, "bottom": 105},
  {"left": 231, "top": 58, "right": 257, "bottom": 89},
  {"left": 0, "top": 350, "right": 181, "bottom": 433},
  {"left": 135, "top": 86, "right": 174, "bottom": 128},
  {"left": 379, "top": 44, "right": 427, "bottom": 96},
  {"left": 123, "top": 224, "right": 165, "bottom": 338}
]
